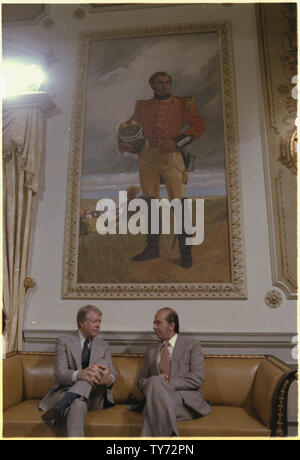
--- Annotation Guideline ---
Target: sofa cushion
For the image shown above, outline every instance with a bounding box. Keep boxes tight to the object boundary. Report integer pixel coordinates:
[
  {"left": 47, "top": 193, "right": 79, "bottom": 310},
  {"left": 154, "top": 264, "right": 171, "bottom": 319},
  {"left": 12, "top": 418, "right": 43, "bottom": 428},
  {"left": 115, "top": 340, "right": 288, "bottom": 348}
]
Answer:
[
  {"left": 3, "top": 354, "right": 23, "bottom": 411},
  {"left": 85, "top": 405, "right": 143, "bottom": 437},
  {"left": 202, "top": 357, "right": 262, "bottom": 406},
  {"left": 3, "top": 400, "right": 55, "bottom": 438},
  {"left": 3, "top": 400, "right": 270, "bottom": 438},
  {"left": 111, "top": 355, "right": 144, "bottom": 403},
  {"left": 20, "top": 354, "right": 145, "bottom": 403},
  {"left": 86, "top": 405, "right": 270, "bottom": 438},
  {"left": 19, "top": 354, "right": 264, "bottom": 408},
  {"left": 177, "top": 406, "right": 270, "bottom": 437},
  {"left": 22, "top": 355, "right": 55, "bottom": 400},
  {"left": 3, "top": 400, "right": 143, "bottom": 438}
]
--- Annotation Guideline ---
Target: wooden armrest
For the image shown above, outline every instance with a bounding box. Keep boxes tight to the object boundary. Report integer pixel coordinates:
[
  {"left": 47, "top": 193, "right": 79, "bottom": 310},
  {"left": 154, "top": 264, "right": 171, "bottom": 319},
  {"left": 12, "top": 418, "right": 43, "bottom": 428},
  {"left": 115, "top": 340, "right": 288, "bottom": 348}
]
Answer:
[{"left": 253, "top": 356, "right": 297, "bottom": 436}]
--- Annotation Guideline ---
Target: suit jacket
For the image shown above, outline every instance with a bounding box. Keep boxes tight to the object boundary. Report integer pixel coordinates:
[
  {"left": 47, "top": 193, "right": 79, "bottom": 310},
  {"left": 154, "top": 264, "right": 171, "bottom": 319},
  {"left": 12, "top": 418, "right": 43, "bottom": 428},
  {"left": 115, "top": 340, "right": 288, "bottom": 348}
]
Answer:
[
  {"left": 39, "top": 331, "right": 117, "bottom": 411},
  {"left": 138, "top": 335, "right": 211, "bottom": 416}
]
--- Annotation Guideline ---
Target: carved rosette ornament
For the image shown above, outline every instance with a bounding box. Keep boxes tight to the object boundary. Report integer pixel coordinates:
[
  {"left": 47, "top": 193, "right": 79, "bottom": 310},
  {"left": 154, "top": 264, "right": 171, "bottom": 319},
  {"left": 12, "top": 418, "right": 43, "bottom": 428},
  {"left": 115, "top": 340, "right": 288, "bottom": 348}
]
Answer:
[
  {"left": 73, "top": 8, "right": 86, "bottom": 20},
  {"left": 24, "top": 277, "right": 36, "bottom": 290},
  {"left": 264, "top": 290, "right": 283, "bottom": 308}
]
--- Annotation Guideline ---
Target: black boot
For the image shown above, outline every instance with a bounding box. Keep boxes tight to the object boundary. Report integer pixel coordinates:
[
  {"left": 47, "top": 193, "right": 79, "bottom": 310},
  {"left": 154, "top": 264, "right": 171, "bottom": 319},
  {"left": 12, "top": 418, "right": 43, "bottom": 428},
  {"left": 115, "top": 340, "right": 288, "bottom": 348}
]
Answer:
[
  {"left": 178, "top": 235, "right": 192, "bottom": 268},
  {"left": 178, "top": 198, "right": 193, "bottom": 269},
  {"left": 133, "top": 197, "right": 160, "bottom": 262},
  {"left": 133, "top": 233, "right": 160, "bottom": 261}
]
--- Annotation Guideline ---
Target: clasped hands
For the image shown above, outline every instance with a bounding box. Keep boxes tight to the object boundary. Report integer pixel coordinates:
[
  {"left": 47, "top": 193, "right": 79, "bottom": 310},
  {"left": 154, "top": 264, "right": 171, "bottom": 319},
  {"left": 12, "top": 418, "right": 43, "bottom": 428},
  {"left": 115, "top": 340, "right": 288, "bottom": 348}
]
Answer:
[
  {"left": 160, "top": 373, "right": 170, "bottom": 383},
  {"left": 78, "top": 364, "right": 113, "bottom": 387}
]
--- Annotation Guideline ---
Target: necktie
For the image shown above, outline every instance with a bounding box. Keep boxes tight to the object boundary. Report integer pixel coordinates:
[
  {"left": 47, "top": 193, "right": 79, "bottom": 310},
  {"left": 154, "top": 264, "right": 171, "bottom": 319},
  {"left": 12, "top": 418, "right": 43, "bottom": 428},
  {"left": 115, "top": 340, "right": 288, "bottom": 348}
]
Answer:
[
  {"left": 82, "top": 339, "right": 90, "bottom": 369},
  {"left": 159, "top": 342, "right": 171, "bottom": 377}
]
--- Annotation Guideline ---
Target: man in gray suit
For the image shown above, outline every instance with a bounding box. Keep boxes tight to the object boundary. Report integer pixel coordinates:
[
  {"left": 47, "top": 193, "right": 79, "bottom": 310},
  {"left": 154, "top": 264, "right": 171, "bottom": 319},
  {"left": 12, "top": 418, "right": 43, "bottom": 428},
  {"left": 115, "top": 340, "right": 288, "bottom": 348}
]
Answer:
[
  {"left": 138, "top": 307, "right": 210, "bottom": 437},
  {"left": 40, "top": 305, "right": 117, "bottom": 437}
]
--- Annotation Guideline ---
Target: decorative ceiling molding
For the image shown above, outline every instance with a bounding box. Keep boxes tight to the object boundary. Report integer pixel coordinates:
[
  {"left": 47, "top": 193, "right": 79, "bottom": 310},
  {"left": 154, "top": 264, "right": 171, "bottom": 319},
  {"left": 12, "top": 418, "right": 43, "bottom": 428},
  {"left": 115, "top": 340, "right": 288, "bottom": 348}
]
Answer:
[
  {"left": 2, "top": 3, "right": 236, "bottom": 27},
  {"left": 256, "top": 4, "right": 297, "bottom": 299},
  {"left": 2, "top": 4, "right": 50, "bottom": 27}
]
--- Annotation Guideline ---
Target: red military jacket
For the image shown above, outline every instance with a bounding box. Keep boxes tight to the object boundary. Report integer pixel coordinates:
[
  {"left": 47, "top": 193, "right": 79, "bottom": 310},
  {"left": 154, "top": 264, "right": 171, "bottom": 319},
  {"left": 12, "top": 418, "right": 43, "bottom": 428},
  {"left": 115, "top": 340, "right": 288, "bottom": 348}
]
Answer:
[{"left": 129, "top": 95, "right": 206, "bottom": 141}]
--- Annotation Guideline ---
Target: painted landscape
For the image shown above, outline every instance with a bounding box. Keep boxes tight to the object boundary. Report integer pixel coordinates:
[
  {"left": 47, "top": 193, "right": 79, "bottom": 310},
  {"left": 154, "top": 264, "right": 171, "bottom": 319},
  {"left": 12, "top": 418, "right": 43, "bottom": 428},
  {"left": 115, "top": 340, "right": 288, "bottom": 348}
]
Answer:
[{"left": 78, "top": 196, "right": 231, "bottom": 284}]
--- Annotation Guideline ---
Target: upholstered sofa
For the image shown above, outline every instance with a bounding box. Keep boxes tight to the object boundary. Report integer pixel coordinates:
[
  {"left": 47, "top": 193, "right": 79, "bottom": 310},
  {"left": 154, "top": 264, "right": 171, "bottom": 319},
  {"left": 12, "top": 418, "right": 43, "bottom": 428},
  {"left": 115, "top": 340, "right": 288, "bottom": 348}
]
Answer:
[{"left": 3, "top": 352, "right": 297, "bottom": 438}]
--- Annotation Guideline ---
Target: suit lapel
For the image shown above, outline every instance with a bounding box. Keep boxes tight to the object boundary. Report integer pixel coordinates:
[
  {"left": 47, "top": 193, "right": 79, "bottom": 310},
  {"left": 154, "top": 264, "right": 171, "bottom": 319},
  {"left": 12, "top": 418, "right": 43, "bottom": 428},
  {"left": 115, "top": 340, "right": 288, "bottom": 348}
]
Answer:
[
  {"left": 170, "top": 335, "right": 185, "bottom": 378},
  {"left": 152, "top": 342, "right": 161, "bottom": 375},
  {"left": 70, "top": 331, "right": 82, "bottom": 370},
  {"left": 89, "top": 335, "right": 100, "bottom": 364}
]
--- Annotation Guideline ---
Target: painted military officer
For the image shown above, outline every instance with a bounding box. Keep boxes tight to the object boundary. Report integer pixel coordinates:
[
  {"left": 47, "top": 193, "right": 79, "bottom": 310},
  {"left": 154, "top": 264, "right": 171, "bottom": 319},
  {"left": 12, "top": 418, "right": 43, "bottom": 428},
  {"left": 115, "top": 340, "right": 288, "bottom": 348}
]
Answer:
[{"left": 118, "top": 71, "right": 206, "bottom": 268}]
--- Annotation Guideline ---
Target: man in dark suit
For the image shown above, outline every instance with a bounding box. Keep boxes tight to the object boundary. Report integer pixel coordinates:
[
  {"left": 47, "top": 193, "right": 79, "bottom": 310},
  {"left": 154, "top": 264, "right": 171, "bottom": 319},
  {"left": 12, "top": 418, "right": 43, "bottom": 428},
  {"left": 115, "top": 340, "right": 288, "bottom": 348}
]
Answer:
[
  {"left": 138, "top": 307, "right": 210, "bottom": 437},
  {"left": 40, "top": 305, "right": 117, "bottom": 437}
]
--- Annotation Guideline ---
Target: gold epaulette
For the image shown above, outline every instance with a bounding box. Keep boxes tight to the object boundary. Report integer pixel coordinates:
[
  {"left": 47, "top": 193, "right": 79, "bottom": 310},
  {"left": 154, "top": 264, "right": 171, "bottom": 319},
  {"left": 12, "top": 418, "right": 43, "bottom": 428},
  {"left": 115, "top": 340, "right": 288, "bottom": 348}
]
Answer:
[
  {"left": 134, "top": 100, "right": 147, "bottom": 110},
  {"left": 181, "top": 96, "right": 196, "bottom": 109}
]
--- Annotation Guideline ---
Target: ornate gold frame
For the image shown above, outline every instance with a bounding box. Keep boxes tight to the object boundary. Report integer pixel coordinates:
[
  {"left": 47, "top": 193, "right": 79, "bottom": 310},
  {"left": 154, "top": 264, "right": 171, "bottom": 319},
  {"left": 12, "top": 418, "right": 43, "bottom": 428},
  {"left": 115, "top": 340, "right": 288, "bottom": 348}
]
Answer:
[{"left": 62, "top": 21, "right": 247, "bottom": 299}]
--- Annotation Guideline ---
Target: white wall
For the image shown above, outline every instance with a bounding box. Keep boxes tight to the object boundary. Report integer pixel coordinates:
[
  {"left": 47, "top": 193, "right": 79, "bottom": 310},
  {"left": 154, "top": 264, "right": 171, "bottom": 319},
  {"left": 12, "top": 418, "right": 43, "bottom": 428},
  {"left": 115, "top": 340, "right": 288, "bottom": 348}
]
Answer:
[{"left": 4, "top": 4, "right": 296, "bottom": 341}]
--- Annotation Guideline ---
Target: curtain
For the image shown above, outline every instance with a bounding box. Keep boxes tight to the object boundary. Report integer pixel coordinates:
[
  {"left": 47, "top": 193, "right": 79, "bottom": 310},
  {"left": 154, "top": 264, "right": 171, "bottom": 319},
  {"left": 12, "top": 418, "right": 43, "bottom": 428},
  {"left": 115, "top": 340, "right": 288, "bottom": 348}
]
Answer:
[{"left": 2, "top": 101, "right": 46, "bottom": 352}]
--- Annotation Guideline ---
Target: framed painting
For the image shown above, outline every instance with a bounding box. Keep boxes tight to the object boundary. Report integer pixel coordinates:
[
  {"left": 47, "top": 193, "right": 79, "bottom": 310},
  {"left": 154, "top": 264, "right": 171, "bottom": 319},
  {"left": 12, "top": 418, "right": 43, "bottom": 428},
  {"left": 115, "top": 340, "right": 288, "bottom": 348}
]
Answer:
[{"left": 62, "top": 21, "right": 247, "bottom": 299}]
